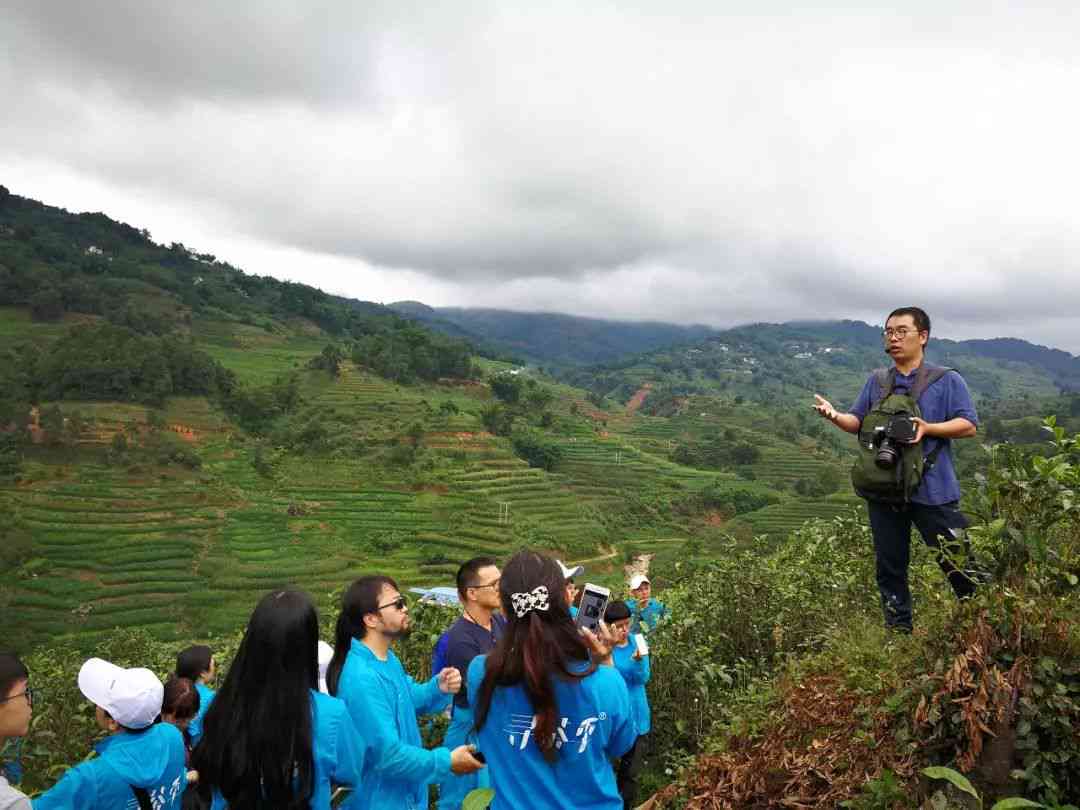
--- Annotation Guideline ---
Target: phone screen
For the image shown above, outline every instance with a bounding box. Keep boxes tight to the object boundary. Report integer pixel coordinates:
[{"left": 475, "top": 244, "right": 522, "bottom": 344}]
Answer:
[{"left": 575, "top": 584, "right": 610, "bottom": 632}]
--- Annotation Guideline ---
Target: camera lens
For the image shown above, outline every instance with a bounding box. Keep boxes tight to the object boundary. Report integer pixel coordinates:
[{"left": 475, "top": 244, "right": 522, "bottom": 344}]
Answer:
[{"left": 875, "top": 440, "right": 899, "bottom": 469}]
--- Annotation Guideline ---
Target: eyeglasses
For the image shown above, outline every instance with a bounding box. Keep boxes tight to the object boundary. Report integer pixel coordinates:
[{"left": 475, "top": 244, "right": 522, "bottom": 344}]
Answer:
[
  {"left": 470, "top": 577, "right": 501, "bottom": 591},
  {"left": 377, "top": 596, "right": 407, "bottom": 612},
  {"left": 0, "top": 687, "right": 34, "bottom": 707},
  {"left": 882, "top": 327, "right": 920, "bottom": 340}
]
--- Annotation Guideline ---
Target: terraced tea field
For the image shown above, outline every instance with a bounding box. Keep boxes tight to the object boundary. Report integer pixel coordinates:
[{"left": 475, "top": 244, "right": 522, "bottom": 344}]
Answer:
[
  {"left": 728, "top": 494, "right": 862, "bottom": 538},
  {"left": 7, "top": 327, "right": 868, "bottom": 651}
]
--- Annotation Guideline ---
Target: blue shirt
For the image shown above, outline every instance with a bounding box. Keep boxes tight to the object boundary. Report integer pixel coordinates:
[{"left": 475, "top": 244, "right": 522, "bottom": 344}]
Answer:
[
  {"left": 466, "top": 654, "right": 636, "bottom": 810},
  {"left": 207, "top": 690, "right": 363, "bottom": 810},
  {"left": 626, "top": 598, "right": 668, "bottom": 635},
  {"left": 336, "top": 639, "right": 452, "bottom": 810},
  {"left": 187, "top": 682, "right": 215, "bottom": 748},
  {"left": 850, "top": 367, "right": 978, "bottom": 505},
  {"left": 33, "top": 723, "right": 186, "bottom": 810},
  {"left": 612, "top": 639, "right": 651, "bottom": 735},
  {"left": 431, "top": 631, "right": 450, "bottom": 676},
  {"left": 443, "top": 615, "right": 506, "bottom": 710}
]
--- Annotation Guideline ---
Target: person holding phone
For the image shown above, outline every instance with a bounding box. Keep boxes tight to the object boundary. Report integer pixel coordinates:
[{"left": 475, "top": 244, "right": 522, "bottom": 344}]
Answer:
[
  {"left": 604, "top": 602, "right": 651, "bottom": 810},
  {"left": 468, "top": 550, "right": 636, "bottom": 810}
]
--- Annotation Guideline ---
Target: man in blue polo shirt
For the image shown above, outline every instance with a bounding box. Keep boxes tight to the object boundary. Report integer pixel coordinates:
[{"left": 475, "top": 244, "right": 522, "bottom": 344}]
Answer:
[
  {"left": 436, "top": 557, "right": 506, "bottom": 810},
  {"left": 813, "top": 306, "right": 980, "bottom": 632}
]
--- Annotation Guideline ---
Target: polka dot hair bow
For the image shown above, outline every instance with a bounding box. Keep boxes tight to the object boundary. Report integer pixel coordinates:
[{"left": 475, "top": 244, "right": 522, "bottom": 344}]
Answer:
[{"left": 510, "top": 586, "right": 550, "bottom": 618}]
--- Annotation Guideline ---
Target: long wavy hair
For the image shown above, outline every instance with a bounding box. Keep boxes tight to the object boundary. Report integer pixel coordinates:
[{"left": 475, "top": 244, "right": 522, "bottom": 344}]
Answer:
[
  {"left": 472, "top": 550, "right": 595, "bottom": 760},
  {"left": 192, "top": 590, "right": 319, "bottom": 810},
  {"left": 326, "top": 575, "right": 398, "bottom": 696}
]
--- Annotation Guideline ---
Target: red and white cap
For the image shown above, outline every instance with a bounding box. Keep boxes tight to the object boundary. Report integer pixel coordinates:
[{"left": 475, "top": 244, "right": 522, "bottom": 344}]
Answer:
[
  {"left": 628, "top": 573, "right": 650, "bottom": 590},
  {"left": 78, "top": 658, "right": 163, "bottom": 729}
]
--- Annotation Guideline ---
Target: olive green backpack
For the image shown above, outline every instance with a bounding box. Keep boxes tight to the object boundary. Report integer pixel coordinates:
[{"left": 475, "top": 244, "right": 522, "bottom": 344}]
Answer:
[{"left": 851, "top": 365, "right": 951, "bottom": 503}]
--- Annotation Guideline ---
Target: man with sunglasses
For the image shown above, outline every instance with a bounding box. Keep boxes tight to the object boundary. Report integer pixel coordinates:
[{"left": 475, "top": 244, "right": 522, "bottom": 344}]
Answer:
[
  {"left": 813, "top": 306, "right": 980, "bottom": 632},
  {"left": 330, "top": 576, "right": 483, "bottom": 810},
  {"left": 436, "top": 557, "right": 506, "bottom": 810}
]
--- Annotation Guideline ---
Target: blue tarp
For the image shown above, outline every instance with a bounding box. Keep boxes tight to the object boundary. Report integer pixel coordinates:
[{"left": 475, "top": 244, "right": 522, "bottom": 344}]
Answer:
[{"left": 408, "top": 586, "right": 460, "bottom": 606}]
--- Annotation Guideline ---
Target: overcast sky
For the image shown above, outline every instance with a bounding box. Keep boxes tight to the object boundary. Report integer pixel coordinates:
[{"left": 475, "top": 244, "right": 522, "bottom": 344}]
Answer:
[{"left": 2, "top": 2, "right": 1079, "bottom": 352}]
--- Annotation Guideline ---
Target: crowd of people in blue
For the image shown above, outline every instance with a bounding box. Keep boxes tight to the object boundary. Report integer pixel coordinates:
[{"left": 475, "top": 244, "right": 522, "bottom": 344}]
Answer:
[{"left": 0, "top": 550, "right": 669, "bottom": 810}]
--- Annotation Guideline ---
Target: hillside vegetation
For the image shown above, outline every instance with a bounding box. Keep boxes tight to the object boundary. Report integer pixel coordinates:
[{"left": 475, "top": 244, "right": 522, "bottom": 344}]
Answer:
[{"left": 3, "top": 184, "right": 1079, "bottom": 807}]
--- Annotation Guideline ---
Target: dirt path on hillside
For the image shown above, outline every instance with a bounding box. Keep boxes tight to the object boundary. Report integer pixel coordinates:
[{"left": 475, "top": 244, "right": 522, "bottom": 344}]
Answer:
[
  {"left": 569, "top": 537, "right": 687, "bottom": 584},
  {"left": 625, "top": 383, "right": 653, "bottom": 414}
]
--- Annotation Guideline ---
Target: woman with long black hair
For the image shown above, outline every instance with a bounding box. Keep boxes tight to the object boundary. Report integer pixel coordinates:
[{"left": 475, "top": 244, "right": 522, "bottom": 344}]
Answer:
[
  {"left": 192, "top": 589, "right": 364, "bottom": 810},
  {"left": 468, "top": 550, "right": 636, "bottom": 810}
]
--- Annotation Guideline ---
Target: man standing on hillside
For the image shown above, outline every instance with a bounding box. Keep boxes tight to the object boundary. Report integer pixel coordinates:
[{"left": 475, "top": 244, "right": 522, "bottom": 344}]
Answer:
[
  {"left": 436, "top": 557, "right": 506, "bottom": 810},
  {"left": 813, "top": 306, "right": 980, "bottom": 632}
]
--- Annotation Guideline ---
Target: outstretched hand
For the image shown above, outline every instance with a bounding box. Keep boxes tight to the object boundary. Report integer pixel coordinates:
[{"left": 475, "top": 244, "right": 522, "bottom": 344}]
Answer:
[{"left": 813, "top": 394, "right": 837, "bottom": 421}]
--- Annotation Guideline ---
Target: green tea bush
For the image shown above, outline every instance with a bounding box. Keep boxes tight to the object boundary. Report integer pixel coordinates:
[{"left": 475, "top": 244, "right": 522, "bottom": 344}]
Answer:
[{"left": 646, "top": 514, "right": 882, "bottom": 765}]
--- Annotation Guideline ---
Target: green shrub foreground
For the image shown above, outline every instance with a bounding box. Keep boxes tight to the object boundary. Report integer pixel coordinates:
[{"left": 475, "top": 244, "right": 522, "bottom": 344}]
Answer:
[{"left": 646, "top": 419, "right": 1080, "bottom": 808}]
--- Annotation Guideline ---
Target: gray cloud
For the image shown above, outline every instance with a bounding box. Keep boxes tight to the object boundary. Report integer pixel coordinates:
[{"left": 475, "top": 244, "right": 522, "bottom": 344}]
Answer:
[{"left": 2, "top": 2, "right": 1079, "bottom": 351}]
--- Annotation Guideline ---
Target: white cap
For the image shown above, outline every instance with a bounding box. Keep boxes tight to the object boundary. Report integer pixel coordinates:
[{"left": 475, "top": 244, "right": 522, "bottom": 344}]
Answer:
[
  {"left": 317, "top": 641, "right": 334, "bottom": 694},
  {"left": 78, "top": 658, "right": 163, "bottom": 730},
  {"left": 556, "top": 560, "right": 584, "bottom": 580},
  {"left": 629, "top": 573, "right": 650, "bottom": 590}
]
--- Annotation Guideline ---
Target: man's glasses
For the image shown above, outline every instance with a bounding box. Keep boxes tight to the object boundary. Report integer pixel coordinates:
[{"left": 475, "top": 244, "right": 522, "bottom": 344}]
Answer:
[
  {"left": 377, "top": 596, "right": 407, "bottom": 612},
  {"left": 0, "top": 687, "right": 34, "bottom": 707},
  {"left": 882, "top": 327, "right": 919, "bottom": 340},
  {"left": 470, "top": 577, "right": 501, "bottom": 591}
]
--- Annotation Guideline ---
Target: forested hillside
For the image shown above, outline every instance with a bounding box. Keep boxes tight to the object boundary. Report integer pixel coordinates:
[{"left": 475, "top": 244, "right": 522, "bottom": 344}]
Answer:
[
  {"left": 3, "top": 184, "right": 1078, "bottom": 808},
  {"left": 561, "top": 320, "right": 1079, "bottom": 414},
  {"left": 388, "top": 301, "right": 720, "bottom": 366}
]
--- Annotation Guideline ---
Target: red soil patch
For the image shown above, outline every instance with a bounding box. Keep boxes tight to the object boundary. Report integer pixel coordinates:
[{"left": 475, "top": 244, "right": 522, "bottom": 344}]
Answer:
[
  {"left": 168, "top": 424, "right": 198, "bottom": 442},
  {"left": 414, "top": 483, "right": 450, "bottom": 494},
  {"left": 703, "top": 510, "right": 726, "bottom": 527},
  {"left": 625, "top": 383, "right": 653, "bottom": 414}
]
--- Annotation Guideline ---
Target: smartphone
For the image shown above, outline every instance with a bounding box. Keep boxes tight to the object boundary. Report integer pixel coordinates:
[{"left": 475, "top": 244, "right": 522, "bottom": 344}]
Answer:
[
  {"left": 574, "top": 583, "right": 611, "bottom": 633},
  {"left": 633, "top": 633, "right": 649, "bottom": 657}
]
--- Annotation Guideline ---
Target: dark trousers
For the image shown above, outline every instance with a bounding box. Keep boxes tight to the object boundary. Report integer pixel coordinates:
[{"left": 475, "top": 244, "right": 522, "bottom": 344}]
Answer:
[
  {"left": 866, "top": 500, "right": 977, "bottom": 631},
  {"left": 617, "top": 734, "right": 648, "bottom": 810}
]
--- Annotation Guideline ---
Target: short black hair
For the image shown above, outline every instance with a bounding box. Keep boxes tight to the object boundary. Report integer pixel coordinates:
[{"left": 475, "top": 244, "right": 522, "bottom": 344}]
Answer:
[
  {"left": 886, "top": 306, "right": 931, "bottom": 338},
  {"left": 176, "top": 645, "right": 213, "bottom": 681},
  {"left": 0, "top": 652, "right": 28, "bottom": 699},
  {"left": 604, "top": 601, "right": 631, "bottom": 623},
  {"left": 457, "top": 556, "right": 499, "bottom": 601}
]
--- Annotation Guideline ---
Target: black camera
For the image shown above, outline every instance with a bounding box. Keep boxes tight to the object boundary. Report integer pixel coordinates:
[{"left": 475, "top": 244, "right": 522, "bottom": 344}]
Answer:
[{"left": 872, "top": 415, "right": 917, "bottom": 469}]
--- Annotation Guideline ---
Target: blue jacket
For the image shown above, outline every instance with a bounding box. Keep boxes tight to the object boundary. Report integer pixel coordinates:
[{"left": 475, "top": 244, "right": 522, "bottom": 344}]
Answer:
[
  {"left": 612, "top": 638, "right": 651, "bottom": 735},
  {"left": 336, "top": 638, "right": 452, "bottom": 810},
  {"left": 626, "top": 598, "right": 668, "bottom": 634},
  {"left": 186, "top": 682, "right": 215, "bottom": 748},
  {"left": 466, "top": 654, "right": 635, "bottom": 810},
  {"left": 33, "top": 723, "right": 186, "bottom": 810},
  {"left": 208, "top": 689, "right": 363, "bottom": 810}
]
